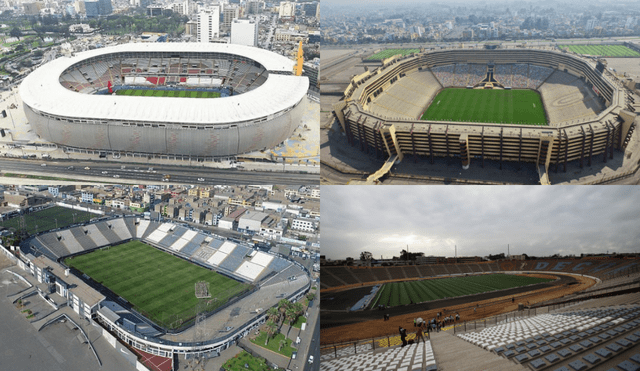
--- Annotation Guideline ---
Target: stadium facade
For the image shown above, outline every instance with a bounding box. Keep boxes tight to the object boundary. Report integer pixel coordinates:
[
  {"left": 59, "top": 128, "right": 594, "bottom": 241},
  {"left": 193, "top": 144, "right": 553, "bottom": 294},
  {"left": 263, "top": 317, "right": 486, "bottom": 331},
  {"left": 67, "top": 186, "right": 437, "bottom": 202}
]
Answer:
[
  {"left": 20, "top": 43, "right": 309, "bottom": 158},
  {"left": 335, "top": 48, "right": 636, "bottom": 181}
]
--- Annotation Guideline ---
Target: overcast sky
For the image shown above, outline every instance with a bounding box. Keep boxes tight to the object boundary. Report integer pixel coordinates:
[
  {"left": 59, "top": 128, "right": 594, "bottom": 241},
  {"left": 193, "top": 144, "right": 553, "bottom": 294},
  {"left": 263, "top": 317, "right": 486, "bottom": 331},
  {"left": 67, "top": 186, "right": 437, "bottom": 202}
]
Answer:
[{"left": 321, "top": 186, "right": 640, "bottom": 260}]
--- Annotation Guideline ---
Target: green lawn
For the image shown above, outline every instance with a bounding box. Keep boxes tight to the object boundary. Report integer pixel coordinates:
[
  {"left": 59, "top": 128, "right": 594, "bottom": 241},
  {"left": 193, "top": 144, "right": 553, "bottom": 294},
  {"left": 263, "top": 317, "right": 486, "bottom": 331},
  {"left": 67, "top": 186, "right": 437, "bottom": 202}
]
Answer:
[
  {"left": 560, "top": 44, "right": 640, "bottom": 57},
  {"left": 292, "top": 316, "right": 307, "bottom": 329},
  {"left": 223, "top": 351, "right": 277, "bottom": 371},
  {"left": 371, "top": 274, "right": 553, "bottom": 308},
  {"left": 421, "top": 88, "right": 548, "bottom": 125},
  {"left": 0, "top": 206, "right": 95, "bottom": 235},
  {"left": 65, "top": 241, "right": 251, "bottom": 329},
  {"left": 114, "top": 89, "right": 221, "bottom": 98},
  {"left": 251, "top": 332, "right": 296, "bottom": 357},
  {"left": 366, "top": 48, "right": 420, "bottom": 60}
]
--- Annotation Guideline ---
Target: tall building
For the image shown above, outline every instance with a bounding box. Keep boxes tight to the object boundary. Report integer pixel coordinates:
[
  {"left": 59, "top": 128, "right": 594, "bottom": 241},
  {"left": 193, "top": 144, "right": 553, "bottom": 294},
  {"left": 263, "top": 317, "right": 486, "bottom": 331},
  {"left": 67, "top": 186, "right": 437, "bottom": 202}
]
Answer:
[
  {"left": 223, "top": 5, "right": 239, "bottom": 31},
  {"left": 246, "top": 0, "right": 262, "bottom": 15},
  {"left": 130, "top": 0, "right": 150, "bottom": 8},
  {"left": 278, "top": 1, "right": 294, "bottom": 21},
  {"left": 172, "top": 0, "right": 193, "bottom": 16},
  {"left": 586, "top": 18, "right": 598, "bottom": 31},
  {"left": 302, "top": 1, "right": 318, "bottom": 18},
  {"left": 84, "top": 0, "right": 112, "bottom": 17},
  {"left": 230, "top": 19, "right": 258, "bottom": 46},
  {"left": 197, "top": 7, "right": 220, "bottom": 42}
]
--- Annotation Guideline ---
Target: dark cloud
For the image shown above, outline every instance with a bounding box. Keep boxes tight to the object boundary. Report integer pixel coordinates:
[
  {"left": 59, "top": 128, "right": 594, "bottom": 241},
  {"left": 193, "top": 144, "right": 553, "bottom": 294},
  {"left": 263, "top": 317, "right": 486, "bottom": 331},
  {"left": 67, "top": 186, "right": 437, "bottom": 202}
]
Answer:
[{"left": 321, "top": 186, "right": 640, "bottom": 260}]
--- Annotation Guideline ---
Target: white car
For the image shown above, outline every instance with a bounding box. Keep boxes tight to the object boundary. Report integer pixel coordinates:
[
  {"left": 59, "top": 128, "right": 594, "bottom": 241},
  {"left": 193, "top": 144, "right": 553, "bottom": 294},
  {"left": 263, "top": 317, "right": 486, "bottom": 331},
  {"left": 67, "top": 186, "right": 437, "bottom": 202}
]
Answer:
[
  {"left": 113, "top": 174, "right": 120, "bottom": 178},
  {"left": 101, "top": 171, "right": 108, "bottom": 174},
  {"left": 198, "top": 178, "right": 205, "bottom": 182},
  {"left": 308, "top": 355, "right": 313, "bottom": 364}
]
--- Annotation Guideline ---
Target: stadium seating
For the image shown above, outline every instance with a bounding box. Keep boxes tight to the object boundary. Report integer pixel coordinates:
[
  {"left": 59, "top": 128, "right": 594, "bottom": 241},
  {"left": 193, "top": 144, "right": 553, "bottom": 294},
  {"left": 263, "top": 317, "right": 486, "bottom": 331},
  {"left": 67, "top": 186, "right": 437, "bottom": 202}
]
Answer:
[
  {"left": 320, "top": 341, "right": 436, "bottom": 371},
  {"left": 110, "top": 218, "right": 134, "bottom": 240},
  {"left": 457, "top": 303, "right": 640, "bottom": 371},
  {"left": 95, "top": 222, "right": 123, "bottom": 244},
  {"left": 322, "top": 258, "right": 639, "bottom": 290},
  {"left": 60, "top": 229, "right": 87, "bottom": 254},
  {"left": 84, "top": 224, "right": 110, "bottom": 247}
]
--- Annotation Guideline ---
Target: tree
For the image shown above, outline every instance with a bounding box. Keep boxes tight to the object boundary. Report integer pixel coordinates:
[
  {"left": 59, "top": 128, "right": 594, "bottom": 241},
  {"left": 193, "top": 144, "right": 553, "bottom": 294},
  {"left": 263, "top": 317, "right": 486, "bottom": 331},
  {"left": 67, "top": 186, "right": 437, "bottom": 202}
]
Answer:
[
  {"left": 264, "top": 320, "right": 277, "bottom": 345},
  {"left": 9, "top": 27, "right": 22, "bottom": 40},
  {"left": 267, "top": 307, "right": 279, "bottom": 323},
  {"left": 360, "top": 251, "right": 371, "bottom": 261},
  {"left": 278, "top": 339, "right": 286, "bottom": 351},
  {"left": 306, "top": 292, "right": 315, "bottom": 302}
]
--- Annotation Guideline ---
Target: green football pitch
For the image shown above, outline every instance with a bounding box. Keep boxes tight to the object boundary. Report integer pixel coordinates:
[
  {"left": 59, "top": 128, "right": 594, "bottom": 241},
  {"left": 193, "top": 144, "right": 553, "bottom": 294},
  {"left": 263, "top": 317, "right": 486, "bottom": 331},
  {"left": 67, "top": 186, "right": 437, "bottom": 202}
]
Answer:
[
  {"left": 366, "top": 48, "right": 420, "bottom": 60},
  {"left": 65, "top": 241, "right": 251, "bottom": 329},
  {"left": 0, "top": 206, "right": 95, "bottom": 235},
  {"left": 559, "top": 44, "right": 640, "bottom": 57},
  {"left": 371, "top": 274, "right": 553, "bottom": 308},
  {"left": 115, "top": 89, "right": 221, "bottom": 98},
  {"left": 421, "top": 88, "right": 548, "bottom": 125}
]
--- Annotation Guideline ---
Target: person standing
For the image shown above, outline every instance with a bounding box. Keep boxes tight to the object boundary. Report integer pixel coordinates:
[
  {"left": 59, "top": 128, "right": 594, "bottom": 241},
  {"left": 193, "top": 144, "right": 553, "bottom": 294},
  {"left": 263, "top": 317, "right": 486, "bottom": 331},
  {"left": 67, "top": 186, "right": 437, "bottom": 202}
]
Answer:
[
  {"left": 399, "top": 326, "right": 407, "bottom": 347},
  {"left": 416, "top": 326, "right": 425, "bottom": 344}
]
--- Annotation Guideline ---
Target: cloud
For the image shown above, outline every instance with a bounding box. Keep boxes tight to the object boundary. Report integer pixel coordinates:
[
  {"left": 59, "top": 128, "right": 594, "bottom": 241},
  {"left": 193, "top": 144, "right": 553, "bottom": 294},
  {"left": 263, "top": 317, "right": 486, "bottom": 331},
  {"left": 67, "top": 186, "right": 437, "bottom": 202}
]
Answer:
[{"left": 321, "top": 186, "right": 640, "bottom": 260}]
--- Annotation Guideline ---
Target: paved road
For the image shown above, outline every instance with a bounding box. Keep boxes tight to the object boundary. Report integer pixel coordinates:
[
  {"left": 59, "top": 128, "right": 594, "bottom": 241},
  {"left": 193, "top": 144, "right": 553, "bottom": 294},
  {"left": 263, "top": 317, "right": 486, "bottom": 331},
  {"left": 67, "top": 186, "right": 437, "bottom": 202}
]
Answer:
[{"left": 0, "top": 158, "right": 317, "bottom": 185}]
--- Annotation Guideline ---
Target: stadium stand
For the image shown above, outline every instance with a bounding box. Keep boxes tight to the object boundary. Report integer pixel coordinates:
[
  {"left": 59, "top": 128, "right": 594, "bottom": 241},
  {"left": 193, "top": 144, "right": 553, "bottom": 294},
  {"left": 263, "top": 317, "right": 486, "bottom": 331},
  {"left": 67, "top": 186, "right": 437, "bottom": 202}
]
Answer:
[
  {"left": 320, "top": 341, "right": 436, "bottom": 371},
  {"left": 95, "top": 222, "right": 123, "bottom": 244},
  {"left": 59, "top": 229, "right": 86, "bottom": 254},
  {"left": 136, "top": 219, "right": 150, "bottom": 239},
  {"left": 84, "top": 224, "right": 110, "bottom": 247},
  {"left": 322, "top": 259, "right": 639, "bottom": 289},
  {"left": 457, "top": 303, "right": 640, "bottom": 371}
]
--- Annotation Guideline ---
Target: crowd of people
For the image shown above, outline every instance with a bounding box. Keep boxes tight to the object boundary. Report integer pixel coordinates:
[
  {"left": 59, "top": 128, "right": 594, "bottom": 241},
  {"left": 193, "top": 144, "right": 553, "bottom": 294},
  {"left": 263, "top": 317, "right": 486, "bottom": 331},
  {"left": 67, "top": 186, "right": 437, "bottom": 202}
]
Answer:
[
  {"left": 493, "top": 64, "right": 553, "bottom": 89},
  {"left": 432, "top": 64, "right": 487, "bottom": 87}
]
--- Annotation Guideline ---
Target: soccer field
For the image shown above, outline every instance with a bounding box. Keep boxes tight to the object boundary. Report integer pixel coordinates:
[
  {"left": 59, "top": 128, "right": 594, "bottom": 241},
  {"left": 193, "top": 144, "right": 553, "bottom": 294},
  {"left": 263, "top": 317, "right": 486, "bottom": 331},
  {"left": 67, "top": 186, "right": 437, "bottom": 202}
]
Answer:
[
  {"left": 115, "top": 89, "right": 221, "bottom": 98},
  {"left": 0, "top": 206, "right": 95, "bottom": 235},
  {"left": 560, "top": 44, "right": 640, "bottom": 57},
  {"left": 65, "top": 241, "right": 251, "bottom": 329},
  {"left": 370, "top": 274, "right": 553, "bottom": 308},
  {"left": 366, "top": 48, "right": 420, "bottom": 60},
  {"left": 421, "top": 88, "right": 548, "bottom": 125}
]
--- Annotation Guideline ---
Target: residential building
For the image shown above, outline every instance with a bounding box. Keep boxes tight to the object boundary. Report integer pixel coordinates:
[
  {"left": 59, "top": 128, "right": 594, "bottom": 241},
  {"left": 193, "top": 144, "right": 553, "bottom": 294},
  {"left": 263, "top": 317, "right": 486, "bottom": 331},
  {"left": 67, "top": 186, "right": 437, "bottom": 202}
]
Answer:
[
  {"left": 197, "top": 7, "right": 220, "bottom": 42},
  {"left": 231, "top": 19, "right": 258, "bottom": 46}
]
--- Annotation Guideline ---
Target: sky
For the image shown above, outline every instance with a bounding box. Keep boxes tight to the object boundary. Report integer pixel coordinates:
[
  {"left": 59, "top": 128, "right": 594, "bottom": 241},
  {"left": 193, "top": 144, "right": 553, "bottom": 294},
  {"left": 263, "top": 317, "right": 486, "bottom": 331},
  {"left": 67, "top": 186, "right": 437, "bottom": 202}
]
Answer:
[{"left": 321, "top": 186, "right": 640, "bottom": 260}]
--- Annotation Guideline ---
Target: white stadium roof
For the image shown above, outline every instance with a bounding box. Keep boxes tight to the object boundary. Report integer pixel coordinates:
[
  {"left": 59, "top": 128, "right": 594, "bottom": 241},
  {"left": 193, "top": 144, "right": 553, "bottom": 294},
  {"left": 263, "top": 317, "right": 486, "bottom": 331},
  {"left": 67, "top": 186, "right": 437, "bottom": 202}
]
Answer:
[{"left": 20, "top": 43, "right": 308, "bottom": 125}]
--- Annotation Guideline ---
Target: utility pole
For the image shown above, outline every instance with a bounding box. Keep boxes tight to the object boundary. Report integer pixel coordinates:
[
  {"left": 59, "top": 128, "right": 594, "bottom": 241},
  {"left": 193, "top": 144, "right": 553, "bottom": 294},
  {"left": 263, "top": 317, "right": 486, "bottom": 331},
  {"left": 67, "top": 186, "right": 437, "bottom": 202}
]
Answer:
[{"left": 508, "top": 244, "right": 510, "bottom": 257}]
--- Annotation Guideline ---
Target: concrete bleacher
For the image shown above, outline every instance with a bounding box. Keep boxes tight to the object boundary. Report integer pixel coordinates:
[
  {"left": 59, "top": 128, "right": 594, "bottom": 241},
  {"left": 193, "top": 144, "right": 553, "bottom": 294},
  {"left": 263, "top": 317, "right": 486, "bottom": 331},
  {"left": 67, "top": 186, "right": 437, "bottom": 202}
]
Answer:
[
  {"left": 33, "top": 234, "right": 69, "bottom": 259},
  {"left": 95, "top": 222, "right": 122, "bottom": 244},
  {"left": 219, "top": 244, "right": 250, "bottom": 272},
  {"left": 58, "top": 229, "right": 85, "bottom": 254},
  {"left": 178, "top": 233, "right": 206, "bottom": 257},
  {"left": 135, "top": 219, "right": 150, "bottom": 239},
  {"left": 145, "top": 222, "right": 174, "bottom": 244},
  {"left": 457, "top": 303, "right": 640, "bottom": 371},
  {"left": 538, "top": 70, "right": 604, "bottom": 123},
  {"left": 69, "top": 227, "right": 98, "bottom": 251},
  {"left": 156, "top": 225, "right": 185, "bottom": 249},
  {"left": 84, "top": 224, "right": 110, "bottom": 247},
  {"left": 320, "top": 341, "right": 436, "bottom": 371},
  {"left": 369, "top": 69, "right": 441, "bottom": 120},
  {"left": 206, "top": 241, "right": 237, "bottom": 267}
]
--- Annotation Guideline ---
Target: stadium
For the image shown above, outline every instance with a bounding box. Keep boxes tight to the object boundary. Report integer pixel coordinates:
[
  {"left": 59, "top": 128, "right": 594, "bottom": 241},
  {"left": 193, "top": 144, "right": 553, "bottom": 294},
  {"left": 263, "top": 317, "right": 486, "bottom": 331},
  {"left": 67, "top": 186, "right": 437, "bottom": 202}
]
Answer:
[
  {"left": 19, "top": 43, "right": 309, "bottom": 158},
  {"left": 320, "top": 258, "right": 640, "bottom": 371},
  {"left": 334, "top": 48, "right": 637, "bottom": 183},
  {"left": 14, "top": 212, "right": 311, "bottom": 367}
]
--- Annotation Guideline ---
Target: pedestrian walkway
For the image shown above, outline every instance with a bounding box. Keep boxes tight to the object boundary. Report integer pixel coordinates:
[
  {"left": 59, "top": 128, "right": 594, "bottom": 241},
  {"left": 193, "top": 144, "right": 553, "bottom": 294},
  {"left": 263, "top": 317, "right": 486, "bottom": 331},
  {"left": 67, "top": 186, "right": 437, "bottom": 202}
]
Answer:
[{"left": 429, "top": 330, "right": 528, "bottom": 371}]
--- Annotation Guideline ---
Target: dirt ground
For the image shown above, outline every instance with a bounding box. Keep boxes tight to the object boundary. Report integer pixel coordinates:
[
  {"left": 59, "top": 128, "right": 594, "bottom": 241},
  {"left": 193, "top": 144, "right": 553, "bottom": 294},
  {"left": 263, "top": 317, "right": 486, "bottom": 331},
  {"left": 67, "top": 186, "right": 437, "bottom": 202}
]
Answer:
[{"left": 320, "top": 274, "right": 595, "bottom": 344}]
